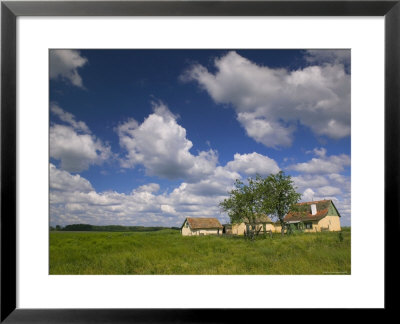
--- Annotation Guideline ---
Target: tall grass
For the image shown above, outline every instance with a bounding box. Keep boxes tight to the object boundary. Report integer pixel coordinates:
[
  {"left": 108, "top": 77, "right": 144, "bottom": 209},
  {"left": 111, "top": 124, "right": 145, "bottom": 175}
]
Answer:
[{"left": 50, "top": 229, "right": 350, "bottom": 275}]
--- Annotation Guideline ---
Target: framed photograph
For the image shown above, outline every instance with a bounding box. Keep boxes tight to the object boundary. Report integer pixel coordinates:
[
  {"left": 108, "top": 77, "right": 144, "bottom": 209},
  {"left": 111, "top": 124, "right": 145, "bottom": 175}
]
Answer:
[{"left": 1, "top": 0, "right": 398, "bottom": 321}]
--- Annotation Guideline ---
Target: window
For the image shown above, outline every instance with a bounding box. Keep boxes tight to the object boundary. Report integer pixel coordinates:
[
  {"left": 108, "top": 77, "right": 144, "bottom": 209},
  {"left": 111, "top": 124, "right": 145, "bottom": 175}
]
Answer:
[{"left": 305, "top": 222, "right": 313, "bottom": 229}]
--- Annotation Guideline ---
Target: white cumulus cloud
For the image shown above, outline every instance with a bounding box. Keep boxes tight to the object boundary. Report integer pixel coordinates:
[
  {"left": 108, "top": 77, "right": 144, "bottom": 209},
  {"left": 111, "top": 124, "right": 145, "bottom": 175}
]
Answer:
[
  {"left": 117, "top": 102, "right": 218, "bottom": 182},
  {"left": 50, "top": 49, "right": 88, "bottom": 88},
  {"left": 49, "top": 163, "right": 235, "bottom": 227},
  {"left": 316, "top": 185, "right": 342, "bottom": 196},
  {"left": 226, "top": 152, "right": 280, "bottom": 176},
  {"left": 50, "top": 163, "right": 93, "bottom": 193},
  {"left": 302, "top": 188, "right": 316, "bottom": 202},
  {"left": 51, "top": 103, "right": 90, "bottom": 133},
  {"left": 288, "top": 148, "right": 350, "bottom": 174},
  {"left": 50, "top": 107, "right": 111, "bottom": 172},
  {"left": 160, "top": 204, "right": 176, "bottom": 214},
  {"left": 134, "top": 183, "right": 160, "bottom": 193},
  {"left": 304, "top": 49, "right": 350, "bottom": 66},
  {"left": 293, "top": 174, "right": 330, "bottom": 189},
  {"left": 182, "top": 51, "right": 350, "bottom": 147}
]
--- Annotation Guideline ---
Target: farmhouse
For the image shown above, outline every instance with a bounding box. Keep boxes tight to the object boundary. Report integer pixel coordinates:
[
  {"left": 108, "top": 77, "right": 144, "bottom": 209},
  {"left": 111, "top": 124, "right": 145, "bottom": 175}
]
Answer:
[
  {"left": 284, "top": 199, "right": 342, "bottom": 232},
  {"left": 181, "top": 217, "right": 223, "bottom": 236}
]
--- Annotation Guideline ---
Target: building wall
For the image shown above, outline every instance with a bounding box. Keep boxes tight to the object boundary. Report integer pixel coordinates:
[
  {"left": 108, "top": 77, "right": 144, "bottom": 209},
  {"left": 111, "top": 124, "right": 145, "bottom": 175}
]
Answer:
[
  {"left": 181, "top": 227, "right": 221, "bottom": 236},
  {"left": 274, "top": 217, "right": 341, "bottom": 232},
  {"left": 252, "top": 223, "right": 275, "bottom": 233},
  {"left": 232, "top": 223, "right": 246, "bottom": 235},
  {"left": 231, "top": 222, "right": 275, "bottom": 235},
  {"left": 328, "top": 203, "right": 340, "bottom": 216},
  {"left": 181, "top": 226, "right": 192, "bottom": 236},
  {"left": 303, "top": 221, "right": 318, "bottom": 232},
  {"left": 265, "top": 223, "right": 275, "bottom": 232},
  {"left": 195, "top": 229, "right": 221, "bottom": 235},
  {"left": 274, "top": 224, "right": 282, "bottom": 233},
  {"left": 279, "top": 217, "right": 340, "bottom": 232},
  {"left": 317, "top": 215, "right": 341, "bottom": 231}
]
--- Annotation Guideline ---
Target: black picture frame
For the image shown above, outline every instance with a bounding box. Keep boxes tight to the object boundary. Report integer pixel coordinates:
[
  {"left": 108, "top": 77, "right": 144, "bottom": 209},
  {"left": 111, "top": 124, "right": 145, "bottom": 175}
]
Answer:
[{"left": 1, "top": 1, "right": 398, "bottom": 322}]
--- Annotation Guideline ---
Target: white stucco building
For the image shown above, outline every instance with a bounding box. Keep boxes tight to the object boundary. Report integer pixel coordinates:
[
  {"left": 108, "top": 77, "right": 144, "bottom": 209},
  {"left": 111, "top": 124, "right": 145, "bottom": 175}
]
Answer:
[{"left": 181, "top": 217, "right": 223, "bottom": 236}]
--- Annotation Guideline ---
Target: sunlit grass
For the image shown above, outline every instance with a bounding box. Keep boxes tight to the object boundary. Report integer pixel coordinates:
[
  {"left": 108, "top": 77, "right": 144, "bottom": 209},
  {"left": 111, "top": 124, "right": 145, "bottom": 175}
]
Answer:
[{"left": 50, "top": 229, "right": 350, "bottom": 275}]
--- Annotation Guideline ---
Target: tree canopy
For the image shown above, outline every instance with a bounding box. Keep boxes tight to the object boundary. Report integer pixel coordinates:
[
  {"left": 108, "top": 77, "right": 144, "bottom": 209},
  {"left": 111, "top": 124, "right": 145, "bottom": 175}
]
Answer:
[
  {"left": 219, "top": 171, "right": 301, "bottom": 235},
  {"left": 219, "top": 177, "right": 260, "bottom": 226}
]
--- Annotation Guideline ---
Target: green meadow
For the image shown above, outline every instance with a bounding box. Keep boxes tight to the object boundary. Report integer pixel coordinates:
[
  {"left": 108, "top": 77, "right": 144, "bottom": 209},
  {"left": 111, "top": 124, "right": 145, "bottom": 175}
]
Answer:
[{"left": 49, "top": 228, "right": 350, "bottom": 275}]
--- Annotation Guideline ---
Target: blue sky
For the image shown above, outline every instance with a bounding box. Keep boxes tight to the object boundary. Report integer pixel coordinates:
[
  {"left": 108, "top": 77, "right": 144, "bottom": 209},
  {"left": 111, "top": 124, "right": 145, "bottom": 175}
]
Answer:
[{"left": 49, "top": 49, "right": 351, "bottom": 227}]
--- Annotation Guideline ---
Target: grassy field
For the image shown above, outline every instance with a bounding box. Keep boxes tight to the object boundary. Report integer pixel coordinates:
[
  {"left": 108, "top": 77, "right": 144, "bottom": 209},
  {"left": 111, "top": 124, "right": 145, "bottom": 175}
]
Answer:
[{"left": 49, "top": 228, "right": 350, "bottom": 275}]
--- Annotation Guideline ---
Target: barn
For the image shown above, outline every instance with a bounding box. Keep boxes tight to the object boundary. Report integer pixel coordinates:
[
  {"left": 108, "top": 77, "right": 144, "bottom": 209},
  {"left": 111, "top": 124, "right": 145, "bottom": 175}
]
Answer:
[{"left": 181, "top": 217, "right": 223, "bottom": 236}]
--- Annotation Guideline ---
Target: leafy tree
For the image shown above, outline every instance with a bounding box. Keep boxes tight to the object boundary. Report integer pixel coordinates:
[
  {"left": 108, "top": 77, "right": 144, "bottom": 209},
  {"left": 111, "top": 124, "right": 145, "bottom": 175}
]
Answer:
[
  {"left": 219, "top": 171, "right": 301, "bottom": 237},
  {"left": 219, "top": 178, "right": 261, "bottom": 238},
  {"left": 257, "top": 171, "right": 301, "bottom": 236}
]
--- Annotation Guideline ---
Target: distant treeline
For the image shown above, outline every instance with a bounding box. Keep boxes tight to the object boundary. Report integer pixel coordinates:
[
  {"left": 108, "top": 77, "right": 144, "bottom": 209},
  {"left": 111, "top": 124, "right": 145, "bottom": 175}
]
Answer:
[{"left": 50, "top": 224, "right": 180, "bottom": 232}]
